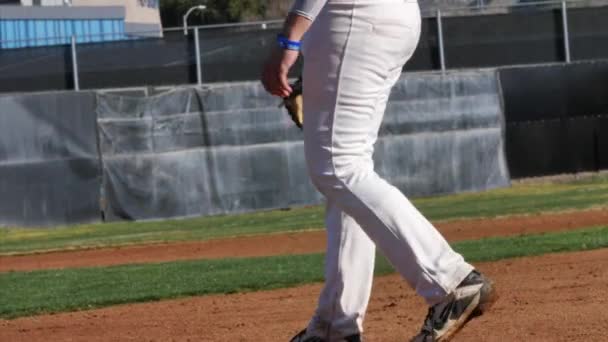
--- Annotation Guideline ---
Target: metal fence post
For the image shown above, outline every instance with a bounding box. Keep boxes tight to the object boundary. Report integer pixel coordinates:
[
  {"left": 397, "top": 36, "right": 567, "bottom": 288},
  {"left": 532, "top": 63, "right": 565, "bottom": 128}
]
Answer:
[
  {"left": 561, "top": 0, "right": 571, "bottom": 63},
  {"left": 437, "top": 9, "right": 446, "bottom": 74},
  {"left": 194, "top": 27, "right": 202, "bottom": 86},
  {"left": 71, "top": 35, "right": 80, "bottom": 91}
]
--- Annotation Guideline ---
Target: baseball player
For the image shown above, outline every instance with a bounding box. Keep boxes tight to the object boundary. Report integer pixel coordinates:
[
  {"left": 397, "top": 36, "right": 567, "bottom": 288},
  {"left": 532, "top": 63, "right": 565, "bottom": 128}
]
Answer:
[{"left": 261, "top": 1, "right": 497, "bottom": 341}]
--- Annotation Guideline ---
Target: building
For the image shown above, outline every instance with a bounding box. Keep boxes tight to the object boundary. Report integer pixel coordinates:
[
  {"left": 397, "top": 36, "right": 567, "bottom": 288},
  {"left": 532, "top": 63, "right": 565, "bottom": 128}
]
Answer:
[{"left": 0, "top": 0, "right": 162, "bottom": 49}]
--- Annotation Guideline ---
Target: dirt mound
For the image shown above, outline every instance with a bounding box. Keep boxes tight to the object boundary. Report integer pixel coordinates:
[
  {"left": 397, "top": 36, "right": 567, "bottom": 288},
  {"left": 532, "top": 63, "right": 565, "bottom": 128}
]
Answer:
[
  {"left": 2, "top": 209, "right": 607, "bottom": 272},
  {"left": 2, "top": 249, "right": 606, "bottom": 341}
]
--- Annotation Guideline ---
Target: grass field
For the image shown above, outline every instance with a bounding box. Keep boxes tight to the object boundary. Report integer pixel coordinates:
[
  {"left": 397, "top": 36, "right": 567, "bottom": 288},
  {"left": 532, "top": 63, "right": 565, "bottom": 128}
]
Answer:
[
  {"left": 2, "top": 174, "right": 608, "bottom": 255},
  {"left": 1, "top": 226, "right": 607, "bottom": 319},
  {"left": 1, "top": 175, "right": 608, "bottom": 321}
]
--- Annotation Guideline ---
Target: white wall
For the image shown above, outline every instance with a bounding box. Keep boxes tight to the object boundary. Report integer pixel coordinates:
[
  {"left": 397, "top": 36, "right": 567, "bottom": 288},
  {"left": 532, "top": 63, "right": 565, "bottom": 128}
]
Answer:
[
  {"left": 21, "top": 0, "right": 67, "bottom": 5},
  {"left": 72, "top": 0, "right": 160, "bottom": 25},
  {"left": 19, "top": 1, "right": 161, "bottom": 26}
]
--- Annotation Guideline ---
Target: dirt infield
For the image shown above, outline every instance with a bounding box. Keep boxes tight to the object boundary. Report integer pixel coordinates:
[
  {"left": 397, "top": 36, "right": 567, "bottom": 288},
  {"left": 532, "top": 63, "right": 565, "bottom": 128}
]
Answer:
[
  {"left": 2, "top": 208, "right": 608, "bottom": 272},
  {"left": 2, "top": 248, "right": 606, "bottom": 341}
]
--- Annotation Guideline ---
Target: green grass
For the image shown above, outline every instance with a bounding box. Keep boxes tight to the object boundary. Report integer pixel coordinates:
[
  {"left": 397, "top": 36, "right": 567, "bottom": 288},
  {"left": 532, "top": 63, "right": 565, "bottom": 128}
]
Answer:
[
  {"left": 1, "top": 226, "right": 607, "bottom": 319},
  {"left": 1, "top": 174, "right": 608, "bottom": 255}
]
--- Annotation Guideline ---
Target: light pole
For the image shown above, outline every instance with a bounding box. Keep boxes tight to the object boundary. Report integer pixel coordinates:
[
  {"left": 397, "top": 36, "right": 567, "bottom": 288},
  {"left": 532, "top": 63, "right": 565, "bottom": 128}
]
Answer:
[
  {"left": 183, "top": 5, "right": 207, "bottom": 35},
  {"left": 183, "top": 5, "right": 207, "bottom": 86}
]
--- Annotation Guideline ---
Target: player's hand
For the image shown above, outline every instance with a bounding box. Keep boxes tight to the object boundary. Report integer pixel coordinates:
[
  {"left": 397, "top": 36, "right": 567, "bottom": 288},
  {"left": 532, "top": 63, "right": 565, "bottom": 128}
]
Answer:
[{"left": 261, "top": 47, "right": 299, "bottom": 98}]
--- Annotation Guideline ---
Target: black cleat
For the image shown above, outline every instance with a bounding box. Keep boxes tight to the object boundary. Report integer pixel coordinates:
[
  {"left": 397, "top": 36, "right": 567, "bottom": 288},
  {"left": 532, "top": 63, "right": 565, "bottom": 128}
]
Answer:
[
  {"left": 290, "top": 329, "right": 362, "bottom": 342},
  {"left": 411, "top": 270, "right": 497, "bottom": 342}
]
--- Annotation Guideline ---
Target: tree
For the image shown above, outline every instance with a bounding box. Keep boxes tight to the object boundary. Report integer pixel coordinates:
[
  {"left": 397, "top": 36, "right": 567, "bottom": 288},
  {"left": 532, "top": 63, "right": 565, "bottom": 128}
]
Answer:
[{"left": 160, "top": 0, "right": 290, "bottom": 28}]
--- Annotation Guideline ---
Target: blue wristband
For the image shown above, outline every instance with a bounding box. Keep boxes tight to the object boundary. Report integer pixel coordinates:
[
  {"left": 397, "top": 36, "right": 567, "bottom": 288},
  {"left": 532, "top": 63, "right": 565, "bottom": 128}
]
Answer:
[{"left": 277, "top": 34, "right": 301, "bottom": 51}]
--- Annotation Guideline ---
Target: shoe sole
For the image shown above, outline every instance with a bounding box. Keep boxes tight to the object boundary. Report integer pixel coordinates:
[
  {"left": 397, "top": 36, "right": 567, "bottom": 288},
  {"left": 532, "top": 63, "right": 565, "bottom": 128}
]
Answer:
[{"left": 436, "top": 280, "right": 498, "bottom": 342}]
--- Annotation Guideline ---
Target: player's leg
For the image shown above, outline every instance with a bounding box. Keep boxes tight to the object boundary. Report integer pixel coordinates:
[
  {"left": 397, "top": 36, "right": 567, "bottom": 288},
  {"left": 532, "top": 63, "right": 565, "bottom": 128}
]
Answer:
[
  {"left": 303, "top": 0, "right": 470, "bottom": 305},
  {"left": 299, "top": 1, "right": 494, "bottom": 340},
  {"left": 300, "top": 200, "right": 375, "bottom": 341}
]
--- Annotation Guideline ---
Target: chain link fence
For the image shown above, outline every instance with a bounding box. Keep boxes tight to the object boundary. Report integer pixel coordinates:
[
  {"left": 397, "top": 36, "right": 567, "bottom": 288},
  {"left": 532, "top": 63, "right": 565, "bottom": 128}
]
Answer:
[{"left": 0, "top": 0, "right": 607, "bottom": 92}]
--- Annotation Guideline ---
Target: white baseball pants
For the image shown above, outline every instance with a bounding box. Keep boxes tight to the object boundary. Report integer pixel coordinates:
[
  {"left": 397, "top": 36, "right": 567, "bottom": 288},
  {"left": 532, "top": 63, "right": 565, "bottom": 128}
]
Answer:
[{"left": 300, "top": 0, "right": 474, "bottom": 340}]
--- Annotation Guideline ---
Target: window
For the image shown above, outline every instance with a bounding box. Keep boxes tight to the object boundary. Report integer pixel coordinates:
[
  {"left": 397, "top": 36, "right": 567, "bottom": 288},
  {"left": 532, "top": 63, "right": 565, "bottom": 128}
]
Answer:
[{"left": 138, "top": 0, "right": 158, "bottom": 9}]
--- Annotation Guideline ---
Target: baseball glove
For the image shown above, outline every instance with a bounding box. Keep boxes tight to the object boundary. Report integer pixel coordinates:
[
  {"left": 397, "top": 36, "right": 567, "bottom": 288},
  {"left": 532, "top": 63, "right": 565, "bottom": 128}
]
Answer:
[{"left": 281, "top": 76, "right": 303, "bottom": 130}]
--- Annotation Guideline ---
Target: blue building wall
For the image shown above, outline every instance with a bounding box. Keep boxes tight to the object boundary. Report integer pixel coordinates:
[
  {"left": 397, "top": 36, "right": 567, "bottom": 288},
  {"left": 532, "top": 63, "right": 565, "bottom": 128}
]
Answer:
[{"left": 0, "top": 18, "right": 127, "bottom": 49}]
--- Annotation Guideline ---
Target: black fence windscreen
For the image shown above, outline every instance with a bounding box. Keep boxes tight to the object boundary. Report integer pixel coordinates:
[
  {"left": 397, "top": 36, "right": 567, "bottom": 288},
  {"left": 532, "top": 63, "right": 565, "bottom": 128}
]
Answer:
[
  {"left": 0, "top": 70, "right": 510, "bottom": 226},
  {"left": 442, "top": 9, "right": 563, "bottom": 68},
  {"left": 1, "top": 6, "right": 608, "bottom": 92},
  {"left": 500, "top": 61, "right": 608, "bottom": 123},
  {"left": 505, "top": 118, "right": 605, "bottom": 177},
  {"left": 499, "top": 60, "right": 608, "bottom": 178},
  {"left": 0, "top": 91, "right": 101, "bottom": 226},
  {"left": 4, "top": 58, "right": 608, "bottom": 226},
  {"left": 570, "top": 6, "right": 608, "bottom": 61},
  {"left": 95, "top": 71, "right": 509, "bottom": 221},
  {"left": 406, "top": 18, "right": 440, "bottom": 71}
]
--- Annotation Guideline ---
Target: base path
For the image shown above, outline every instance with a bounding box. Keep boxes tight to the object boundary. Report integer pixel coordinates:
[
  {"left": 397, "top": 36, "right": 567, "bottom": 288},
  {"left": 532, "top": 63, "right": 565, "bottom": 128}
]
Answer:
[
  {"left": 2, "top": 209, "right": 608, "bottom": 272},
  {"left": 2, "top": 248, "right": 607, "bottom": 341}
]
